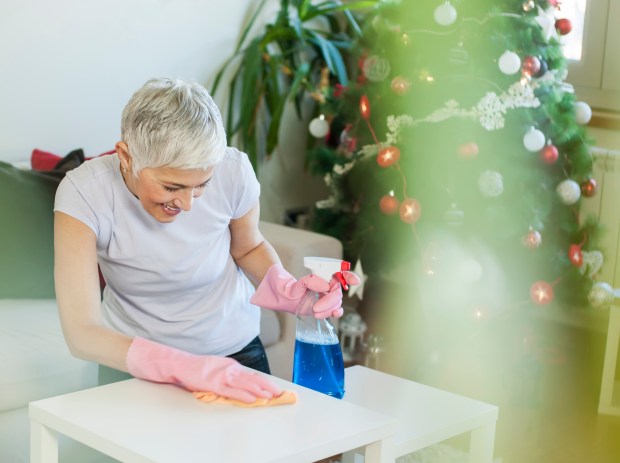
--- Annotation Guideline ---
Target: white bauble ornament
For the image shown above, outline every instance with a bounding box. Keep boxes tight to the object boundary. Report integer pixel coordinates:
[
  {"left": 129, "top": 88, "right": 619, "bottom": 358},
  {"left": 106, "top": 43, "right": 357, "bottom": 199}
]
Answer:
[
  {"left": 478, "top": 170, "right": 503, "bottom": 197},
  {"left": 309, "top": 116, "right": 330, "bottom": 138},
  {"left": 588, "top": 282, "right": 615, "bottom": 309},
  {"left": 434, "top": 2, "right": 457, "bottom": 26},
  {"left": 498, "top": 51, "right": 521, "bottom": 75},
  {"left": 574, "top": 101, "right": 592, "bottom": 125},
  {"left": 556, "top": 179, "right": 581, "bottom": 205},
  {"left": 523, "top": 127, "right": 546, "bottom": 152}
]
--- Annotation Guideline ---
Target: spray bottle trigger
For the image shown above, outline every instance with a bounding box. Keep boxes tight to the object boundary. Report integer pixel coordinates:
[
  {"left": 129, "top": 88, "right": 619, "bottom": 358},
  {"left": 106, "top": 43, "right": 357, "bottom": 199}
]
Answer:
[{"left": 333, "top": 260, "right": 351, "bottom": 291}]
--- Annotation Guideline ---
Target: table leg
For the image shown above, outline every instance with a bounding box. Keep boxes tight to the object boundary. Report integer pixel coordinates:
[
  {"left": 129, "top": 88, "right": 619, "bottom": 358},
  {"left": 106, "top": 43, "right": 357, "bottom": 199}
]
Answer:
[
  {"left": 341, "top": 439, "right": 394, "bottom": 463},
  {"left": 341, "top": 449, "right": 361, "bottom": 463},
  {"left": 468, "top": 422, "right": 496, "bottom": 463},
  {"left": 30, "top": 421, "right": 59, "bottom": 463},
  {"left": 363, "top": 439, "right": 393, "bottom": 463}
]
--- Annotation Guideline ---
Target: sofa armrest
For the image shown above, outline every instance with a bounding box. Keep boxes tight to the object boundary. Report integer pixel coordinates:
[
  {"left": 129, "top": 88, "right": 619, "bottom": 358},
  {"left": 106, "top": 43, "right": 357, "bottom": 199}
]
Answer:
[{"left": 257, "top": 221, "right": 343, "bottom": 380}]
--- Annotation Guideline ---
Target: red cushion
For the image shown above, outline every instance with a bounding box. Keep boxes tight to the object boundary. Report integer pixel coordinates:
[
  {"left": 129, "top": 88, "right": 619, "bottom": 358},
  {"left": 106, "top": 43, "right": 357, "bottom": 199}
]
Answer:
[
  {"left": 31, "top": 148, "right": 115, "bottom": 171},
  {"left": 31, "top": 149, "right": 62, "bottom": 171}
]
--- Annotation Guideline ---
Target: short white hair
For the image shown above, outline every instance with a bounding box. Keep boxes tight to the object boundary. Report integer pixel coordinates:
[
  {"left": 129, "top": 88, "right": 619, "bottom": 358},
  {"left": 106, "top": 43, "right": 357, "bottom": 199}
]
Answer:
[{"left": 121, "top": 78, "right": 227, "bottom": 175}]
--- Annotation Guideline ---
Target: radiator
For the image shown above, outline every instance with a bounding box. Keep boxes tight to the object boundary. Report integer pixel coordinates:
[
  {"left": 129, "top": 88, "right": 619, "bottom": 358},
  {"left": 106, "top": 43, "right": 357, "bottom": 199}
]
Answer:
[{"left": 580, "top": 147, "right": 620, "bottom": 289}]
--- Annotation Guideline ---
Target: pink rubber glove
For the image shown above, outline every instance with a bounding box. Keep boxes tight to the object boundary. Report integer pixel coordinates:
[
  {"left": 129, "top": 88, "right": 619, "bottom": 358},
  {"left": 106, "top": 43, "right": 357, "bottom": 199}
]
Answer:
[
  {"left": 250, "top": 264, "right": 361, "bottom": 319},
  {"left": 126, "top": 337, "right": 282, "bottom": 403}
]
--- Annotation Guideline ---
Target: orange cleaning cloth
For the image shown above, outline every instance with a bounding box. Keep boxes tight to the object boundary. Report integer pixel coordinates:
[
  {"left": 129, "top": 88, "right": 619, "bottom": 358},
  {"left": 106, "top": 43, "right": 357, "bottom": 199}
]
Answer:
[{"left": 193, "top": 390, "right": 298, "bottom": 408}]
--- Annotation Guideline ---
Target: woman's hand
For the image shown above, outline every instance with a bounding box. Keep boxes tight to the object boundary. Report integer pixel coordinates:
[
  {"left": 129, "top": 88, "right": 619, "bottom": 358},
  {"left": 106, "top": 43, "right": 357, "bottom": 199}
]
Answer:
[
  {"left": 250, "top": 264, "right": 360, "bottom": 319},
  {"left": 127, "top": 337, "right": 282, "bottom": 403}
]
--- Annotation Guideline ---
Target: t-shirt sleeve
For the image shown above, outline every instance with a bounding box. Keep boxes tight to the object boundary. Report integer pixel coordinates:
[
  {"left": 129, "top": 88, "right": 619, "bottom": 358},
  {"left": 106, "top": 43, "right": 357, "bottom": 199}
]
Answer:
[
  {"left": 54, "top": 175, "right": 100, "bottom": 236},
  {"left": 230, "top": 150, "right": 261, "bottom": 219}
]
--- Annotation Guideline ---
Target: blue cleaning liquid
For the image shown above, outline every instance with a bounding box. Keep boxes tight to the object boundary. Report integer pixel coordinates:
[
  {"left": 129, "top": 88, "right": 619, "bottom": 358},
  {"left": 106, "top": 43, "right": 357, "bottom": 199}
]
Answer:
[{"left": 293, "top": 338, "right": 345, "bottom": 399}]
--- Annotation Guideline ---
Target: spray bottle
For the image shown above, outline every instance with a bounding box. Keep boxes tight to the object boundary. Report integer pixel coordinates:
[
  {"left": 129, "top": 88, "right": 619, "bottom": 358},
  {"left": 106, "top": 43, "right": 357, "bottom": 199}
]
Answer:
[{"left": 292, "top": 257, "right": 350, "bottom": 399}]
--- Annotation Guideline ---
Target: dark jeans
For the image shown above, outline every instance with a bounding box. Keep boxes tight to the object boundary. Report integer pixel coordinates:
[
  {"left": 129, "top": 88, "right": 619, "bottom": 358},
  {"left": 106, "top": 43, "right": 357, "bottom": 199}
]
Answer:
[{"left": 98, "top": 336, "right": 271, "bottom": 386}]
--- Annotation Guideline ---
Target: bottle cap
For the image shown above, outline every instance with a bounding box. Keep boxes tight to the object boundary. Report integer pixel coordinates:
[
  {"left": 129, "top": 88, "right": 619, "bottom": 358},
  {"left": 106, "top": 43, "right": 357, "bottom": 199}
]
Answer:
[{"left": 304, "top": 257, "right": 351, "bottom": 289}]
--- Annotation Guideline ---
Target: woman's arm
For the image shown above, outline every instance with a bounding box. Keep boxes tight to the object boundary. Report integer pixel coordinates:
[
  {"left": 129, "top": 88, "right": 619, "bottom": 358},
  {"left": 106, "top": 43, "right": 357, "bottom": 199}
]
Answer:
[
  {"left": 228, "top": 202, "right": 280, "bottom": 285},
  {"left": 54, "top": 211, "right": 132, "bottom": 371},
  {"left": 234, "top": 203, "right": 360, "bottom": 319},
  {"left": 55, "top": 211, "right": 282, "bottom": 400}
]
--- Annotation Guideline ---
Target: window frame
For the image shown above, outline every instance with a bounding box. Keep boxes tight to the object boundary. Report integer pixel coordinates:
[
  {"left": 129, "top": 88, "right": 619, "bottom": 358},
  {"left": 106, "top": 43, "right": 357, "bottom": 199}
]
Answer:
[{"left": 565, "top": 0, "right": 620, "bottom": 123}]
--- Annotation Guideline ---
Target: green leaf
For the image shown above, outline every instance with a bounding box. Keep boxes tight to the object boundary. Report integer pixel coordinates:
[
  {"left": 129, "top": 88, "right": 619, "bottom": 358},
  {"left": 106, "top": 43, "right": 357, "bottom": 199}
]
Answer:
[
  {"left": 288, "top": 62, "right": 310, "bottom": 101},
  {"left": 308, "top": 31, "right": 348, "bottom": 85},
  {"left": 211, "top": 54, "right": 237, "bottom": 96},
  {"left": 235, "top": 0, "right": 269, "bottom": 53},
  {"left": 212, "top": 0, "right": 268, "bottom": 95},
  {"left": 304, "top": 0, "right": 378, "bottom": 20},
  {"left": 238, "top": 39, "right": 265, "bottom": 162},
  {"left": 225, "top": 72, "right": 239, "bottom": 136},
  {"left": 288, "top": 62, "right": 311, "bottom": 119},
  {"left": 260, "top": 27, "right": 299, "bottom": 48},
  {"left": 297, "top": 0, "right": 311, "bottom": 20},
  {"left": 343, "top": 9, "right": 363, "bottom": 38},
  {"left": 266, "top": 98, "right": 286, "bottom": 156}
]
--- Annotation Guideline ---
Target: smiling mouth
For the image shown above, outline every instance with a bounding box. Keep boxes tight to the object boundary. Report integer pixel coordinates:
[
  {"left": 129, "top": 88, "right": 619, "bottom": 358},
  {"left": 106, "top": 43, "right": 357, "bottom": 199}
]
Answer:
[{"left": 163, "top": 203, "right": 181, "bottom": 214}]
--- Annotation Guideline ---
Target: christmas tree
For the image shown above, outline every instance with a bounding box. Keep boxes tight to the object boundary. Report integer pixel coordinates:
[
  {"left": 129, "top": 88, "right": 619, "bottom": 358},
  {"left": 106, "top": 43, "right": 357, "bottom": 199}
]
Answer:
[{"left": 307, "top": 0, "right": 612, "bottom": 337}]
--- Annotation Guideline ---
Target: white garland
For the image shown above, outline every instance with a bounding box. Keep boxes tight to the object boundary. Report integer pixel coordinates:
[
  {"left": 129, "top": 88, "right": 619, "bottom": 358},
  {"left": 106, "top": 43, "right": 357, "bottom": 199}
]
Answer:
[
  {"left": 316, "top": 81, "right": 544, "bottom": 210},
  {"left": 385, "top": 80, "right": 541, "bottom": 141}
]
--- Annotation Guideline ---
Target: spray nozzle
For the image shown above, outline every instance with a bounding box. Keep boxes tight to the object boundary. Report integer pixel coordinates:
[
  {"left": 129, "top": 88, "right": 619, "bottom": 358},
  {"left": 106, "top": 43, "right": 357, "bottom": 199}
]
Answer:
[
  {"left": 334, "top": 261, "right": 351, "bottom": 291},
  {"left": 303, "top": 257, "right": 351, "bottom": 292}
]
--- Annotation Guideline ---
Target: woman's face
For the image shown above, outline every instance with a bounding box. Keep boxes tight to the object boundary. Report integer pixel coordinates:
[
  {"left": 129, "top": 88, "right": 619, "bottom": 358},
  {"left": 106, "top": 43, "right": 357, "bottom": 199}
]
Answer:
[{"left": 128, "top": 166, "right": 214, "bottom": 223}]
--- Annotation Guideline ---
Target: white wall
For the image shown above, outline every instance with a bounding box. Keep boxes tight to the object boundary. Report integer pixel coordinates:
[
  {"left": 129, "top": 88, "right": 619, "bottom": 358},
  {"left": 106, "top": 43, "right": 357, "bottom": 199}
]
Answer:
[
  {"left": 0, "top": 0, "right": 327, "bottom": 223},
  {"left": 0, "top": 0, "right": 256, "bottom": 163}
]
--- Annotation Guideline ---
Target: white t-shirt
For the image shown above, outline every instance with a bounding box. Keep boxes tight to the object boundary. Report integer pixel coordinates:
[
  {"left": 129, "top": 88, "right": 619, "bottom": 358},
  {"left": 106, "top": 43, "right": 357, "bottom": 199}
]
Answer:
[{"left": 54, "top": 148, "right": 261, "bottom": 356}]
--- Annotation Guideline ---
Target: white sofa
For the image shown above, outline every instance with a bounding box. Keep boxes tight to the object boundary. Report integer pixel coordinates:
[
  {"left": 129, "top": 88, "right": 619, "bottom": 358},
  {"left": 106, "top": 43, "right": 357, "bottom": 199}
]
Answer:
[{"left": 0, "top": 220, "right": 342, "bottom": 463}]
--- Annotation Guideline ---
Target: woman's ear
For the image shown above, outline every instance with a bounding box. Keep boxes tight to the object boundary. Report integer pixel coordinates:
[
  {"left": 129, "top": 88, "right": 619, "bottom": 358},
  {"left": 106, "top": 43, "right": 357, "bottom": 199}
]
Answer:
[{"left": 115, "top": 142, "right": 131, "bottom": 171}]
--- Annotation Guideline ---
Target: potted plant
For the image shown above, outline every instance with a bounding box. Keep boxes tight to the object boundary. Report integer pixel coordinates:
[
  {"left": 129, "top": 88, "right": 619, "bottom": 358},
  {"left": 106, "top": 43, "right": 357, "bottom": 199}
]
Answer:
[{"left": 211, "top": 0, "right": 377, "bottom": 169}]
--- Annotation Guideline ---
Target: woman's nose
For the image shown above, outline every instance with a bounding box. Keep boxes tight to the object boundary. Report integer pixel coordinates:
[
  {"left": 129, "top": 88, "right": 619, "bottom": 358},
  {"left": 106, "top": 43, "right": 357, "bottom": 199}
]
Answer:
[{"left": 173, "top": 189, "right": 194, "bottom": 211}]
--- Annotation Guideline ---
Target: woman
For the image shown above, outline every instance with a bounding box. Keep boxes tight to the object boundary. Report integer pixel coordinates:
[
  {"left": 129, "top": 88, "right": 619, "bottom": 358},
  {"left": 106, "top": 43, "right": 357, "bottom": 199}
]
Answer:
[{"left": 54, "top": 78, "right": 358, "bottom": 403}]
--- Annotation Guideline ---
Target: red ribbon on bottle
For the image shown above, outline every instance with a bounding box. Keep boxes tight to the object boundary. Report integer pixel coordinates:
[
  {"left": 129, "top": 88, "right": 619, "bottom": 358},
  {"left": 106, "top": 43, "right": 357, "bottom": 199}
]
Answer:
[{"left": 334, "top": 260, "right": 351, "bottom": 291}]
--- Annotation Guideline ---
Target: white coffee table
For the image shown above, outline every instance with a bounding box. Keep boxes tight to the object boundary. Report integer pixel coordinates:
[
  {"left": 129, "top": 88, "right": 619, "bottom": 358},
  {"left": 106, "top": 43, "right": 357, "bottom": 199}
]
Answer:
[
  {"left": 342, "top": 366, "right": 499, "bottom": 463},
  {"left": 29, "top": 375, "right": 397, "bottom": 463}
]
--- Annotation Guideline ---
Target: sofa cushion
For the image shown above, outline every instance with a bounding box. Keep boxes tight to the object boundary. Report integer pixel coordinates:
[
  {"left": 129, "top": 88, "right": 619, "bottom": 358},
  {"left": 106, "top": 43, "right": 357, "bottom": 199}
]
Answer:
[
  {"left": 258, "top": 308, "right": 280, "bottom": 347},
  {"left": 0, "top": 299, "right": 98, "bottom": 412},
  {"left": 0, "top": 162, "right": 60, "bottom": 298},
  {"left": 31, "top": 147, "right": 115, "bottom": 171}
]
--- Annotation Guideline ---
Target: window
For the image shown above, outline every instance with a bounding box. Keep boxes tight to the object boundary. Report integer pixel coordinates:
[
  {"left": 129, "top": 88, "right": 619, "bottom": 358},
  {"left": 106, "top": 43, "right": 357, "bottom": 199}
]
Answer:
[
  {"left": 559, "top": 0, "right": 586, "bottom": 60},
  {"left": 563, "top": 0, "right": 620, "bottom": 116}
]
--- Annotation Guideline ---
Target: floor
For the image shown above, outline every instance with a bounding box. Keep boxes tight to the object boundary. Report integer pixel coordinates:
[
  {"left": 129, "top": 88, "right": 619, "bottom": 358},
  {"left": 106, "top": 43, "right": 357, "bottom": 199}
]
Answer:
[{"left": 359, "top": 302, "right": 620, "bottom": 463}]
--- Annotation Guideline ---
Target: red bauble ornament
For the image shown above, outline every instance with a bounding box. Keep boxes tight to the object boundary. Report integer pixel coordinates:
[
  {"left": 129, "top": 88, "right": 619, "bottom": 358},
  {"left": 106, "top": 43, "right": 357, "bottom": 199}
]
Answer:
[
  {"left": 530, "top": 280, "right": 554, "bottom": 305},
  {"left": 377, "top": 146, "right": 401, "bottom": 167},
  {"left": 581, "top": 178, "right": 597, "bottom": 197},
  {"left": 391, "top": 76, "right": 411, "bottom": 95},
  {"left": 399, "top": 198, "right": 422, "bottom": 224},
  {"left": 457, "top": 142, "right": 479, "bottom": 159},
  {"left": 568, "top": 244, "right": 583, "bottom": 267},
  {"left": 540, "top": 144, "right": 559, "bottom": 165},
  {"left": 555, "top": 18, "right": 572, "bottom": 35},
  {"left": 521, "top": 55, "right": 541, "bottom": 77},
  {"left": 522, "top": 229, "right": 542, "bottom": 248},
  {"left": 379, "top": 194, "right": 399, "bottom": 215},
  {"left": 359, "top": 95, "right": 371, "bottom": 120}
]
